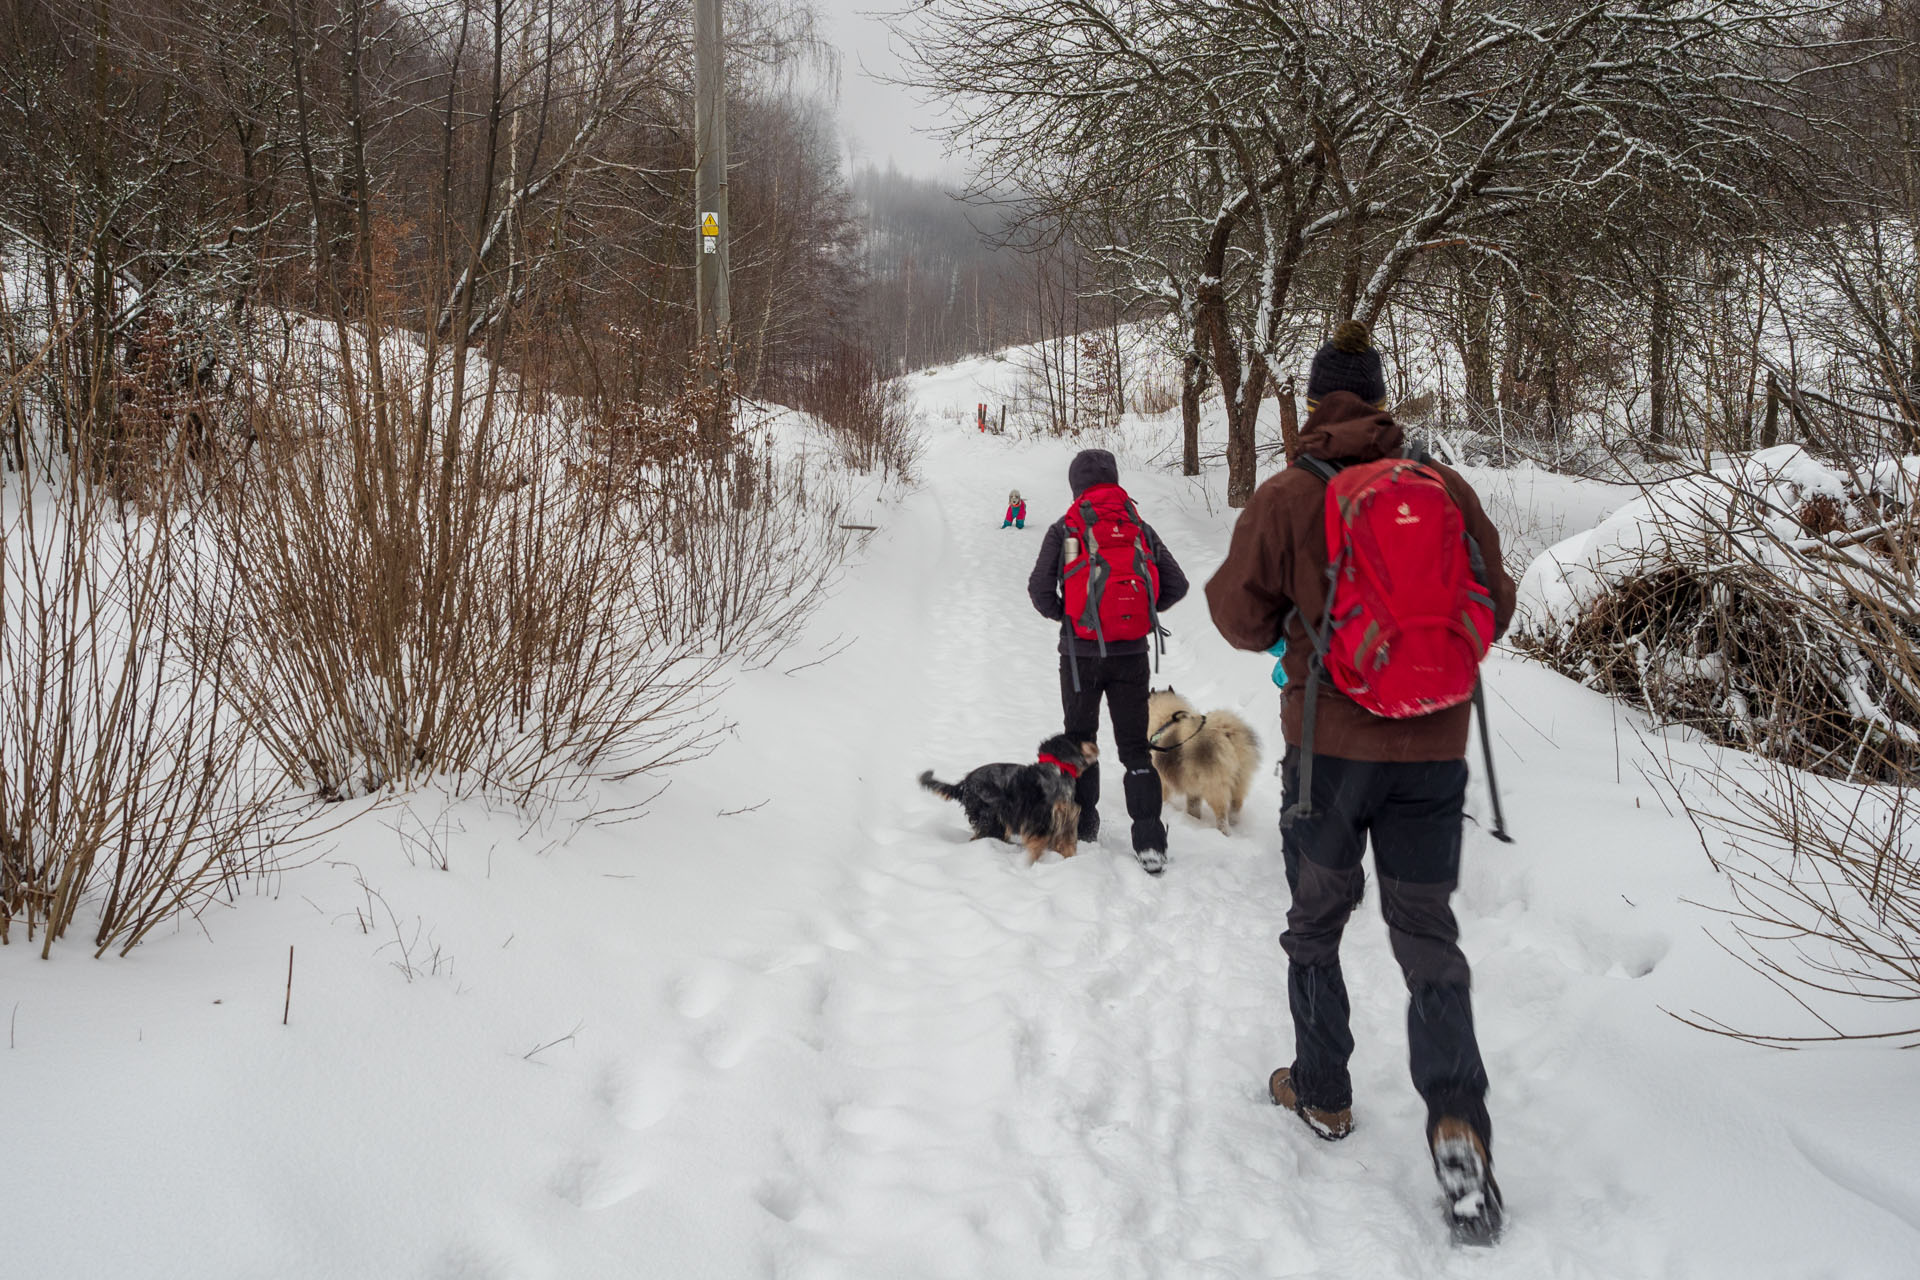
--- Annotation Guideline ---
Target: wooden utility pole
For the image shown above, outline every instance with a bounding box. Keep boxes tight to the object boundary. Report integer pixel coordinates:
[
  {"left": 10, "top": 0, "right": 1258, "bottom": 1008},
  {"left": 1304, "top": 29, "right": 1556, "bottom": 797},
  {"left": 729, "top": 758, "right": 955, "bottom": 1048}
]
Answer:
[{"left": 694, "top": 0, "right": 731, "bottom": 382}]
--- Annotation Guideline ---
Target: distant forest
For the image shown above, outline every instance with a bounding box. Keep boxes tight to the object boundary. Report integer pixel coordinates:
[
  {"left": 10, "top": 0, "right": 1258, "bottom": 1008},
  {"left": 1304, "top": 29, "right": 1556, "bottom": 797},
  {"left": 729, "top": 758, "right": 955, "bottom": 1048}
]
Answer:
[{"left": 848, "top": 165, "right": 1057, "bottom": 373}]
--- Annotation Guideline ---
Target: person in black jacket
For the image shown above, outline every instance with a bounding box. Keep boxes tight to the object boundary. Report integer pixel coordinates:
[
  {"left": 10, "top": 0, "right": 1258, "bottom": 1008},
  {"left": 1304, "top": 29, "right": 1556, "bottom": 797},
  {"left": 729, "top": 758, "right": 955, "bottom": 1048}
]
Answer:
[{"left": 1027, "top": 449, "right": 1189, "bottom": 874}]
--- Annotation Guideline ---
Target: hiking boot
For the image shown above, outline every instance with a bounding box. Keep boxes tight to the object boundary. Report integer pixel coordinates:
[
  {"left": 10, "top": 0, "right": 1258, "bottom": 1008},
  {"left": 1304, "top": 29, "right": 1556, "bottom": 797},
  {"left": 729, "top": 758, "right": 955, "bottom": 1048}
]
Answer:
[
  {"left": 1077, "top": 810, "right": 1100, "bottom": 844},
  {"left": 1129, "top": 805, "right": 1169, "bottom": 876},
  {"left": 1269, "top": 1068, "right": 1352, "bottom": 1140},
  {"left": 1430, "top": 1116, "right": 1503, "bottom": 1245}
]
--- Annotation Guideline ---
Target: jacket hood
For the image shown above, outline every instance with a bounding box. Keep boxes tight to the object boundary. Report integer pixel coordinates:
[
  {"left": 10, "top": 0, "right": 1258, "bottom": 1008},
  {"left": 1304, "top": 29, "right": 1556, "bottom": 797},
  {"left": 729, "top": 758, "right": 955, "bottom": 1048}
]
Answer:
[
  {"left": 1298, "top": 391, "right": 1403, "bottom": 463},
  {"left": 1068, "top": 449, "right": 1120, "bottom": 496}
]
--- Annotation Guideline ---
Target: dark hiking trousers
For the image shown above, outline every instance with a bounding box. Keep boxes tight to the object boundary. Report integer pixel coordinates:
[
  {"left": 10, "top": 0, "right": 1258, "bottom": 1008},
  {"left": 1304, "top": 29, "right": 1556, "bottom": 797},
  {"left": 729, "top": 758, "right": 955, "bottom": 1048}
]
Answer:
[
  {"left": 1279, "top": 748, "right": 1491, "bottom": 1149},
  {"left": 1059, "top": 653, "right": 1166, "bottom": 854}
]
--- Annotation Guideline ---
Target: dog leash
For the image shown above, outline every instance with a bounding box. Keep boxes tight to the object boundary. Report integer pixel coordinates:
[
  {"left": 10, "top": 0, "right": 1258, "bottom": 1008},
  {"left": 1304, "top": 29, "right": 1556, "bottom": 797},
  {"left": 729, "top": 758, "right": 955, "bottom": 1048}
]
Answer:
[{"left": 1147, "top": 714, "right": 1207, "bottom": 752}]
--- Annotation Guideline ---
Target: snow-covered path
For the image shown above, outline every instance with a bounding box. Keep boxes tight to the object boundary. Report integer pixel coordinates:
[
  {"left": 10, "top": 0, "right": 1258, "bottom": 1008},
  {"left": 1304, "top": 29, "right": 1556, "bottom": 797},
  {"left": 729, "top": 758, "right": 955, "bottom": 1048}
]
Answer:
[
  {"left": 599, "top": 363, "right": 1920, "bottom": 1277},
  {"left": 11, "top": 357, "right": 1920, "bottom": 1278}
]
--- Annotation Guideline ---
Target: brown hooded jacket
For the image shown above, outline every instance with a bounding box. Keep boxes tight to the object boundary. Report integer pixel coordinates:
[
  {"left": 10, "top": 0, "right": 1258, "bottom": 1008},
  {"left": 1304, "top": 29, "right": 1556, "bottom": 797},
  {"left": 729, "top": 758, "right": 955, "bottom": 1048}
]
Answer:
[{"left": 1204, "top": 392, "right": 1517, "bottom": 762}]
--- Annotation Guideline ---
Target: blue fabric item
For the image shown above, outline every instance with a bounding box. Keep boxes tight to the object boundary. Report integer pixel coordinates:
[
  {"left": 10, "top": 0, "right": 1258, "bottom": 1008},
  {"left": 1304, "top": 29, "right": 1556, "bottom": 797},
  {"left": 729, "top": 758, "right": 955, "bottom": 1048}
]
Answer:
[{"left": 1269, "top": 636, "right": 1289, "bottom": 688}]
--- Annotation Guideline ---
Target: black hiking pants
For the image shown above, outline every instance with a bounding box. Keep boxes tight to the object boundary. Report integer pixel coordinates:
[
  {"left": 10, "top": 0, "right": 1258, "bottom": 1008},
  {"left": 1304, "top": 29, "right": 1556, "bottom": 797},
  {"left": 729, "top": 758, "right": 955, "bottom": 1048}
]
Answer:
[
  {"left": 1059, "top": 653, "right": 1166, "bottom": 854},
  {"left": 1279, "top": 748, "right": 1491, "bottom": 1148}
]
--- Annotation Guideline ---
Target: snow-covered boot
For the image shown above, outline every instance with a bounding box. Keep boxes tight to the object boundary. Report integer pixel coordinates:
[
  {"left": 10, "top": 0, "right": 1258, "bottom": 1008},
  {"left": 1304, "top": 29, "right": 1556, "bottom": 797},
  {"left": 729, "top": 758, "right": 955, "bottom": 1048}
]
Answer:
[
  {"left": 1430, "top": 1116, "right": 1503, "bottom": 1245},
  {"left": 1268, "top": 1068, "right": 1352, "bottom": 1140},
  {"left": 1133, "top": 844, "right": 1167, "bottom": 876}
]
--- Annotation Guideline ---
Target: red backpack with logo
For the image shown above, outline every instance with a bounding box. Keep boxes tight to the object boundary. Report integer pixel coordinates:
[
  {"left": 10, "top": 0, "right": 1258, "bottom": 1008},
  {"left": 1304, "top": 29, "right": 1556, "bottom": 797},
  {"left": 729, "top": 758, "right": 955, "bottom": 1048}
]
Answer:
[
  {"left": 1060, "top": 482, "right": 1161, "bottom": 653},
  {"left": 1284, "top": 453, "right": 1496, "bottom": 823}
]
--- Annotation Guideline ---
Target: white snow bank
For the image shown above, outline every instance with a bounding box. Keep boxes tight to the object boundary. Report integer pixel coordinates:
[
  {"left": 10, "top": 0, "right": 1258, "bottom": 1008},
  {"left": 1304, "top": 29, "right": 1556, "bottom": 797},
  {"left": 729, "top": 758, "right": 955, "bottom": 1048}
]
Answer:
[{"left": 1514, "top": 444, "right": 1900, "bottom": 632}]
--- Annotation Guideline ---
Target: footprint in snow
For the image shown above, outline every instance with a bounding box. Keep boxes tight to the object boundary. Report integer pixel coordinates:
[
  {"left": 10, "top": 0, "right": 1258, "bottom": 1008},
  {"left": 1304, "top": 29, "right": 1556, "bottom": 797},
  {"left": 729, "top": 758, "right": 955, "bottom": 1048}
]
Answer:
[
  {"left": 1566, "top": 917, "right": 1671, "bottom": 980},
  {"left": 550, "top": 1149, "right": 651, "bottom": 1212},
  {"left": 598, "top": 1049, "right": 691, "bottom": 1132},
  {"left": 670, "top": 961, "right": 733, "bottom": 1020},
  {"left": 754, "top": 1175, "right": 809, "bottom": 1223}
]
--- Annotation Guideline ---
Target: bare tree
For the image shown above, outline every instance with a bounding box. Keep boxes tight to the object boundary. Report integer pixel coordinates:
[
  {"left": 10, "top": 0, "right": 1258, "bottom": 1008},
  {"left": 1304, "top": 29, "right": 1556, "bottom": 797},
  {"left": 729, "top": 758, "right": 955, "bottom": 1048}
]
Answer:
[{"left": 901, "top": 0, "right": 1824, "bottom": 501}]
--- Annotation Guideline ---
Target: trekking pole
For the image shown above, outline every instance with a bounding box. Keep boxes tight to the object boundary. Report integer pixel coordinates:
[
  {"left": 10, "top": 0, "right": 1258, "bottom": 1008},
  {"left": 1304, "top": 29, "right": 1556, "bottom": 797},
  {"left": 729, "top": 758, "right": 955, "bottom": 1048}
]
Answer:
[{"left": 1472, "top": 680, "right": 1514, "bottom": 844}]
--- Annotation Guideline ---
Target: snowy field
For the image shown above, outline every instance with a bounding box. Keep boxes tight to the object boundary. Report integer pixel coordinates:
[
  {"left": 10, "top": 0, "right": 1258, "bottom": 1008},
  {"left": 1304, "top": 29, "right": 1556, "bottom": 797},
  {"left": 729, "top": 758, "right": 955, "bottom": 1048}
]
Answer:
[{"left": 8, "top": 354, "right": 1920, "bottom": 1278}]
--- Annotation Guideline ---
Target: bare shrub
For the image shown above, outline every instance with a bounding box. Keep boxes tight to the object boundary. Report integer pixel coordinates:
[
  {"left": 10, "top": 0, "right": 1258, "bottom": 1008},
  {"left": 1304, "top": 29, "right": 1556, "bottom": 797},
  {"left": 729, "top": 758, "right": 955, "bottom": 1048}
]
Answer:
[
  {"left": 635, "top": 438, "right": 861, "bottom": 670},
  {"left": 0, "top": 442, "right": 307, "bottom": 957},
  {"left": 1013, "top": 329, "right": 1124, "bottom": 436},
  {"left": 1658, "top": 748, "right": 1920, "bottom": 1047},
  {"left": 793, "top": 343, "right": 921, "bottom": 481},
  {"left": 1133, "top": 371, "right": 1179, "bottom": 417},
  {"left": 192, "top": 339, "right": 721, "bottom": 803},
  {"left": 1511, "top": 393, "right": 1920, "bottom": 1043}
]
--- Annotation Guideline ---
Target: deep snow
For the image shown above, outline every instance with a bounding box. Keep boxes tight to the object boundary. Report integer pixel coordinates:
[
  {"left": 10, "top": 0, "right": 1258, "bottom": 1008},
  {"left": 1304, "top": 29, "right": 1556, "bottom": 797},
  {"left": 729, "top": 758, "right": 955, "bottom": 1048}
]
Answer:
[{"left": 7, "top": 355, "right": 1920, "bottom": 1279}]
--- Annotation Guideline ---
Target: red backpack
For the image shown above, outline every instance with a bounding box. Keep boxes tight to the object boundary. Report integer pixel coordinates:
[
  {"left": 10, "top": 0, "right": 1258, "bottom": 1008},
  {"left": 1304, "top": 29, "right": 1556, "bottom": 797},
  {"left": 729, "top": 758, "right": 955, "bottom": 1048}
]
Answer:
[
  {"left": 1284, "top": 453, "right": 1495, "bottom": 824},
  {"left": 1305, "top": 454, "right": 1495, "bottom": 716},
  {"left": 1060, "top": 482, "right": 1161, "bottom": 650}
]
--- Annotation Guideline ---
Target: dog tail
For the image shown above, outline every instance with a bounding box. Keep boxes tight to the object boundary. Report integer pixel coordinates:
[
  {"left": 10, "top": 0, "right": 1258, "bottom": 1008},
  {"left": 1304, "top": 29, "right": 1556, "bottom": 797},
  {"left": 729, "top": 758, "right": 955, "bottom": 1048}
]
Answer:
[{"left": 918, "top": 771, "right": 962, "bottom": 802}]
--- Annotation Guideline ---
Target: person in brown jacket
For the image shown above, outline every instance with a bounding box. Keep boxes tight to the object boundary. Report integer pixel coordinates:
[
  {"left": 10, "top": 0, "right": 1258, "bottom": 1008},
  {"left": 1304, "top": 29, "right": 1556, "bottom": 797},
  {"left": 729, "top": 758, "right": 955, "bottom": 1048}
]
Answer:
[{"left": 1205, "top": 322, "right": 1517, "bottom": 1243}]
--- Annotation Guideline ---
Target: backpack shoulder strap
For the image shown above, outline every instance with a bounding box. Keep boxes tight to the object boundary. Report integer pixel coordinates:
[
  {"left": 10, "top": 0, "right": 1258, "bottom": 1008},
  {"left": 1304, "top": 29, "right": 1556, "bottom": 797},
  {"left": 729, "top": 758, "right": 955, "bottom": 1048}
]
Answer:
[
  {"left": 1296, "top": 455, "right": 1341, "bottom": 485},
  {"left": 1076, "top": 497, "right": 1102, "bottom": 540}
]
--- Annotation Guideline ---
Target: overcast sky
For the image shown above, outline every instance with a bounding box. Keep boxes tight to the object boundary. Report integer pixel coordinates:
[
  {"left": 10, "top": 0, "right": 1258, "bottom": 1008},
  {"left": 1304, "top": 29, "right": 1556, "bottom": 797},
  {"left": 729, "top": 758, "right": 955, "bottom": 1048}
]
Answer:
[{"left": 810, "top": 1, "right": 957, "bottom": 178}]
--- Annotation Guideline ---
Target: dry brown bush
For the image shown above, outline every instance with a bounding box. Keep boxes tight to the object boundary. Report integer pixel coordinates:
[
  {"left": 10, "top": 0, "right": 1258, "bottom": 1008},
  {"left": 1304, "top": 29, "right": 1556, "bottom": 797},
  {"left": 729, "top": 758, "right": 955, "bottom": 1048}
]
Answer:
[
  {"left": 0, "top": 433, "right": 310, "bottom": 956},
  {"left": 1517, "top": 439, "right": 1920, "bottom": 783},
  {"left": 190, "top": 337, "right": 724, "bottom": 803},
  {"left": 1132, "top": 372, "right": 1179, "bottom": 417},
  {"left": 792, "top": 343, "right": 922, "bottom": 481},
  {"left": 638, "top": 445, "right": 860, "bottom": 669}
]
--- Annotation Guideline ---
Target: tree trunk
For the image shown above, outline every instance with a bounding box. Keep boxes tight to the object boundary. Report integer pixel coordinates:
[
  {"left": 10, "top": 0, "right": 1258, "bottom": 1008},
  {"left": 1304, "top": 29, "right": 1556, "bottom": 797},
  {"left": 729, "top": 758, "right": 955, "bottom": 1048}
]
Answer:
[
  {"left": 1648, "top": 276, "right": 1672, "bottom": 446},
  {"left": 1180, "top": 348, "right": 1204, "bottom": 476},
  {"left": 1459, "top": 273, "right": 1495, "bottom": 423},
  {"left": 1761, "top": 371, "right": 1781, "bottom": 449},
  {"left": 1497, "top": 280, "right": 1528, "bottom": 423},
  {"left": 1278, "top": 376, "right": 1301, "bottom": 463},
  {"left": 1195, "top": 278, "right": 1263, "bottom": 507},
  {"left": 1225, "top": 359, "right": 1266, "bottom": 508},
  {"left": 1900, "top": 12, "right": 1920, "bottom": 420}
]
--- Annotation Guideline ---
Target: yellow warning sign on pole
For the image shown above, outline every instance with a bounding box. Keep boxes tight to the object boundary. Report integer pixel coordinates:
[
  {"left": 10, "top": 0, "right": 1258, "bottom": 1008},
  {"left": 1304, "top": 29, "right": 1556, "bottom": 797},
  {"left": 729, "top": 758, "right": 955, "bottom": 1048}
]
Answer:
[{"left": 700, "top": 212, "right": 719, "bottom": 237}]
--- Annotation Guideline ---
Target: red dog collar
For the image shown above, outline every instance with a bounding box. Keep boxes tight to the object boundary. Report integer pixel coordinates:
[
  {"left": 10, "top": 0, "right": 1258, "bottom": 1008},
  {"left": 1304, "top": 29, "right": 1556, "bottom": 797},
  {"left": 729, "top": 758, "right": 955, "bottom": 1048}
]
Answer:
[{"left": 1037, "top": 752, "right": 1081, "bottom": 779}]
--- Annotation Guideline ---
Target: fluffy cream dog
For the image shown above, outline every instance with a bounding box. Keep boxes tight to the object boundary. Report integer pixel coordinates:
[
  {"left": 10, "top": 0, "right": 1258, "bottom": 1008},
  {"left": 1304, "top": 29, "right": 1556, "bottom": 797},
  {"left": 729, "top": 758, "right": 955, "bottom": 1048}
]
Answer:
[{"left": 1146, "top": 689, "right": 1261, "bottom": 833}]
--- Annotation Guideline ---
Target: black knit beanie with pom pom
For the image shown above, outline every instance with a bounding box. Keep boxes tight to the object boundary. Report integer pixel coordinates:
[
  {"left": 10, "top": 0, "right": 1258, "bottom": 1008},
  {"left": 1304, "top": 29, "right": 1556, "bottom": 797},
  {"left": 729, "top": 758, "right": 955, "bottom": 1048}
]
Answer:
[{"left": 1305, "top": 320, "right": 1387, "bottom": 408}]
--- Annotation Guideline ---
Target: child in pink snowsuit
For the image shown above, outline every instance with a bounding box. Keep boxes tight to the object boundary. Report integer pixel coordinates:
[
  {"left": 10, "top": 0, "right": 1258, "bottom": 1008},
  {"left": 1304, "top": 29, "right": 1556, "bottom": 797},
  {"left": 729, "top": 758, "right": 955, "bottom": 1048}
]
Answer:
[{"left": 1002, "top": 490, "right": 1026, "bottom": 529}]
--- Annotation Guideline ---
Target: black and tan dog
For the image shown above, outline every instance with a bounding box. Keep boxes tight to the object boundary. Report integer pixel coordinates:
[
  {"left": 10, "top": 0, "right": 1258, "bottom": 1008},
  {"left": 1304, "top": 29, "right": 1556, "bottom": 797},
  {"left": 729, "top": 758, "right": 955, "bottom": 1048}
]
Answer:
[{"left": 919, "top": 734, "right": 1099, "bottom": 864}]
